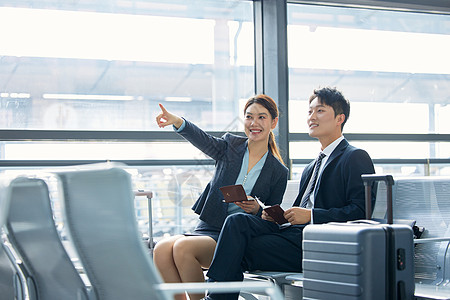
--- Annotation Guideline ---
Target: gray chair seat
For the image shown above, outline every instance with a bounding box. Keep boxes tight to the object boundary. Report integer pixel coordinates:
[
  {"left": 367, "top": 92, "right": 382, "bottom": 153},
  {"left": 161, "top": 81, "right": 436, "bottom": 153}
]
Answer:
[
  {"left": 3, "top": 176, "right": 92, "bottom": 300},
  {"left": 56, "top": 165, "right": 283, "bottom": 300}
]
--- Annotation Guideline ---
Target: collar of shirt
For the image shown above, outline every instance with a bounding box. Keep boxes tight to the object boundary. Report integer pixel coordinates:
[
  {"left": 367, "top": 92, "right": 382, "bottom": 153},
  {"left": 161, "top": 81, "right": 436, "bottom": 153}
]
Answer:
[
  {"left": 321, "top": 135, "right": 345, "bottom": 158},
  {"left": 317, "top": 135, "right": 344, "bottom": 176},
  {"left": 308, "top": 135, "right": 345, "bottom": 212}
]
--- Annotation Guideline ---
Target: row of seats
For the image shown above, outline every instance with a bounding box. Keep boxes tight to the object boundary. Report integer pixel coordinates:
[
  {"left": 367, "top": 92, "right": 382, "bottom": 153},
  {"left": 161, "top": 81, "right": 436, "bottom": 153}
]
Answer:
[
  {"left": 244, "top": 177, "right": 450, "bottom": 300},
  {"left": 2, "top": 165, "right": 449, "bottom": 299},
  {"left": 0, "top": 164, "right": 284, "bottom": 300}
]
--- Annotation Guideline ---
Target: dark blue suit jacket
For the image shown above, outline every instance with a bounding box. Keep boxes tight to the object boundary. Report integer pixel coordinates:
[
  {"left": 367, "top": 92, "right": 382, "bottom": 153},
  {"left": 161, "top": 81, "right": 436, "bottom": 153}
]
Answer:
[
  {"left": 178, "top": 119, "right": 289, "bottom": 228},
  {"left": 293, "top": 139, "right": 375, "bottom": 223}
]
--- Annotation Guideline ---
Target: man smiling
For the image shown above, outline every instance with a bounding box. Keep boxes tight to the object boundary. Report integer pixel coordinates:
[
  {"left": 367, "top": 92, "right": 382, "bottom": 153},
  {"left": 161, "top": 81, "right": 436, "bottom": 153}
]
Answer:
[{"left": 203, "top": 87, "right": 375, "bottom": 300}]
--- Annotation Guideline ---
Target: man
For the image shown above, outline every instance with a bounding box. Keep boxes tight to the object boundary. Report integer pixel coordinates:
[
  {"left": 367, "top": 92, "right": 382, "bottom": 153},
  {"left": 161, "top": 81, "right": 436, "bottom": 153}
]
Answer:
[{"left": 204, "top": 87, "right": 375, "bottom": 300}]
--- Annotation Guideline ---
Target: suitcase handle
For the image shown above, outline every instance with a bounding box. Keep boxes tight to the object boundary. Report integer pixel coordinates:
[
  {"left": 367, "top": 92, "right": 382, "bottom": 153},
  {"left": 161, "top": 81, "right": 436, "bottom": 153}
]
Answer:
[{"left": 361, "top": 174, "right": 395, "bottom": 224}]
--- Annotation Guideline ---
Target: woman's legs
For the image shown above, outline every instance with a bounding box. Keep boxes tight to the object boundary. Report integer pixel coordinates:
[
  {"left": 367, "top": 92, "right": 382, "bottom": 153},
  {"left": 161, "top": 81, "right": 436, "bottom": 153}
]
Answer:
[
  {"left": 153, "top": 235, "right": 217, "bottom": 300},
  {"left": 153, "top": 235, "right": 187, "bottom": 300},
  {"left": 173, "top": 236, "right": 217, "bottom": 300}
]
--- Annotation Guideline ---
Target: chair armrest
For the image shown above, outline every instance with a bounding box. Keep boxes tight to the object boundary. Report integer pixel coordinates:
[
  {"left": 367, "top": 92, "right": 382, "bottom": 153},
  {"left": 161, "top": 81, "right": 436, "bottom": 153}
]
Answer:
[
  {"left": 134, "top": 190, "right": 153, "bottom": 199},
  {"left": 414, "top": 236, "right": 450, "bottom": 286},
  {"left": 414, "top": 237, "right": 450, "bottom": 244},
  {"left": 156, "top": 281, "right": 284, "bottom": 300}
]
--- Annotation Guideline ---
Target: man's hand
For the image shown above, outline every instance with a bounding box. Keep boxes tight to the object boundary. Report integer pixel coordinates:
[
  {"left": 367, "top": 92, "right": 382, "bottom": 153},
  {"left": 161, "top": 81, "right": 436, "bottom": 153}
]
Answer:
[
  {"left": 261, "top": 210, "right": 275, "bottom": 222},
  {"left": 284, "top": 207, "right": 311, "bottom": 225}
]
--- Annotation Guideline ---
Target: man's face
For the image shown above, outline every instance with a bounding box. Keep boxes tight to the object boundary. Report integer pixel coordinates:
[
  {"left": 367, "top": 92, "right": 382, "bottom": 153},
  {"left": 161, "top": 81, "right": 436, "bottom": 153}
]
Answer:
[{"left": 307, "top": 98, "right": 343, "bottom": 139}]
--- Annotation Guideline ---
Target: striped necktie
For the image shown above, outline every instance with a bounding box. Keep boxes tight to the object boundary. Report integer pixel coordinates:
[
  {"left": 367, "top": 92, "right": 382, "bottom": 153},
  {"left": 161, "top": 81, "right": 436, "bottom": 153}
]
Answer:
[{"left": 300, "top": 152, "right": 326, "bottom": 208}]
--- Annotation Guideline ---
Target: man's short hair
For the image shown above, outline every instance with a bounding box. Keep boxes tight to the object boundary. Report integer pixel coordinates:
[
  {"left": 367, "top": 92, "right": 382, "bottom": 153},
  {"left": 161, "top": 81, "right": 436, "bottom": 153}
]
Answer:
[{"left": 309, "top": 87, "right": 350, "bottom": 130}]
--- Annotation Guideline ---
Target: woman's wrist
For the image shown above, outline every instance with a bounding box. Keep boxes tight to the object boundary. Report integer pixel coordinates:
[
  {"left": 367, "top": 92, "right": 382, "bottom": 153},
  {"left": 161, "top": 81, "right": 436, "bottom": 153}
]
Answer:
[{"left": 173, "top": 117, "right": 183, "bottom": 129}]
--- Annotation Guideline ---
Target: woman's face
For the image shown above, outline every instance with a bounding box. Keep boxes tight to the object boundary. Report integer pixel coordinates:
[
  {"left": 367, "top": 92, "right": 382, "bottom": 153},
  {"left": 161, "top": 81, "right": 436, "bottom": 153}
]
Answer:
[{"left": 244, "top": 103, "right": 278, "bottom": 143}]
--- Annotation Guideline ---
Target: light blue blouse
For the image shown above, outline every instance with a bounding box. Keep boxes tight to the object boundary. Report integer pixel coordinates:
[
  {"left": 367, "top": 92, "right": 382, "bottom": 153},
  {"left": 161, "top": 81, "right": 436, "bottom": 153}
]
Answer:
[
  {"left": 175, "top": 119, "right": 268, "bottom": 216},
  {"left": 227, "top": 147, "right": 268, "bottom": 215}
]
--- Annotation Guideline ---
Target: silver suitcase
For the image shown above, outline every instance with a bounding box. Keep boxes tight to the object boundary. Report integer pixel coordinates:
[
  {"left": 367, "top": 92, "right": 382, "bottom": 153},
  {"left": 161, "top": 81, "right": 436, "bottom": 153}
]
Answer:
[{"left": 302, "top": 175, "right": 415, "bottom": 300}]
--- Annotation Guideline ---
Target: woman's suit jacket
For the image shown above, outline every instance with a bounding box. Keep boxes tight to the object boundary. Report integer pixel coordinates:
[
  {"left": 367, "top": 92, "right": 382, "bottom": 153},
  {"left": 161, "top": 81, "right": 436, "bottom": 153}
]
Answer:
[
  {"left": 293, "top": 139, "right": 375, "bottom": 224},
  {"left": 178, "top": 119, "right": 289, "bottom": 229}
]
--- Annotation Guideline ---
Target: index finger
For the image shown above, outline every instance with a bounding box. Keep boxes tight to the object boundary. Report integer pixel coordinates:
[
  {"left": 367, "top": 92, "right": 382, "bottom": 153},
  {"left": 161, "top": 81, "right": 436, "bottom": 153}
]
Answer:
[{"left": 158, "top": 103, "right": 168, "bottom": 114}]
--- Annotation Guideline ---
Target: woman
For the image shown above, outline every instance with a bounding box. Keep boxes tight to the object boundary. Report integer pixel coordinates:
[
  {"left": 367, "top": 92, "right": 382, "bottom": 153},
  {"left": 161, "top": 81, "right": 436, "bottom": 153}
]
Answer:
[{"left": 154, "top": 94, "right": 288, "bottom": 300}]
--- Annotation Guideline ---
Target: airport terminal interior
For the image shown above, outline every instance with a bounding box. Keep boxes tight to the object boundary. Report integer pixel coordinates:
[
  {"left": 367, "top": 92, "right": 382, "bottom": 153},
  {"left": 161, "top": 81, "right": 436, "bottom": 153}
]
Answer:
[{"left": 0, "top": 0, "right": 449, "bottom": 299}]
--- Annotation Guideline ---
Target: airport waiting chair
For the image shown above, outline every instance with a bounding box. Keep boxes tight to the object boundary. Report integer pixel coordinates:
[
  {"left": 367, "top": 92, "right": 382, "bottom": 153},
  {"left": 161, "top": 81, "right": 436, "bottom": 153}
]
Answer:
[
  {"left": 55, "top": 166, "right": 283, "bottom": 300},
  {"left": 372, "top": 176, "right": 450, "bottom": 299},
  {"left": 3, "top": 176, "right": 93, "bottom": 300}
]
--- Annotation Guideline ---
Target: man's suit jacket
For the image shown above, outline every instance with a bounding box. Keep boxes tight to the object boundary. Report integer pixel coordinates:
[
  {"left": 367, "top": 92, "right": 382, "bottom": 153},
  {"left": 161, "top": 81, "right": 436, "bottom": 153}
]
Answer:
[
  {"left": 178, "top": 119, "right": 288, "bottom": 229},
  {"left": 293, "top": 139, "right": 375, "bottom": 224}
]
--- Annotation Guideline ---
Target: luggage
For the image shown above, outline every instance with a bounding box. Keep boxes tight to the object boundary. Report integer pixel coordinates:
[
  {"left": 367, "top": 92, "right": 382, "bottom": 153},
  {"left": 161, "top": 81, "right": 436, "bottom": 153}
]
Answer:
[{"left": 302, "top": 175, "right": 415, "bottom": 300}]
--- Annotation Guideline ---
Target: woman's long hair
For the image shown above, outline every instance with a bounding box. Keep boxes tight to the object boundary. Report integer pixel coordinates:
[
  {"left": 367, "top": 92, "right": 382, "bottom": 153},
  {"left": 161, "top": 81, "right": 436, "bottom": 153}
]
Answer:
[{"left": 244, "top": 94, "right": 285, "bottom": 165}]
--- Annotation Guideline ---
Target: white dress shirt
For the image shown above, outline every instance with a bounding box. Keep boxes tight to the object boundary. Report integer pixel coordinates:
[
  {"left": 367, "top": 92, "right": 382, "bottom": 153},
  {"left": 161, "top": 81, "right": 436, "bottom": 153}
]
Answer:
[{"left": 307, "top": 135, "right": 345, "bottom": 223}]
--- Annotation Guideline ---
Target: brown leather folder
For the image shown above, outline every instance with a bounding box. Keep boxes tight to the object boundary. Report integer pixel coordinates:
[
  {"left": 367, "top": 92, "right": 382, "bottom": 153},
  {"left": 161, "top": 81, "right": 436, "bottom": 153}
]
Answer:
[
  {"left": 264, "top": 204, "right": 288, "bottom": 225},
  {"left": 220, "top": 184, "right": 248, "bottom": 203}
]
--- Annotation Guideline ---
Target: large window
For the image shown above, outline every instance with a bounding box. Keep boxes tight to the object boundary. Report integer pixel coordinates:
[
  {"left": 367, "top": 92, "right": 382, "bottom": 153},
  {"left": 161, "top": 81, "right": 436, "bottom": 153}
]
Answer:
[
  {"left": 287, "top": 4, "right": 450, "bottom": 168},
  {"left": 2, "top": 1, "right": 450, "bottom": 238},
  {"left": 0, "top": 0, "right": 254, "bottom": 135},
  {"left": 0, "top": 0, "right": 254, "bottom": 239}
]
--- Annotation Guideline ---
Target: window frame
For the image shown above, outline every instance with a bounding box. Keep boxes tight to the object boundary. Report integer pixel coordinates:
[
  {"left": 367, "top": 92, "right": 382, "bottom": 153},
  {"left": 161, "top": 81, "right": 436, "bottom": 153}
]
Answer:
[{"left": 1, "top": 0, "right": 449, "bottom": 174}]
